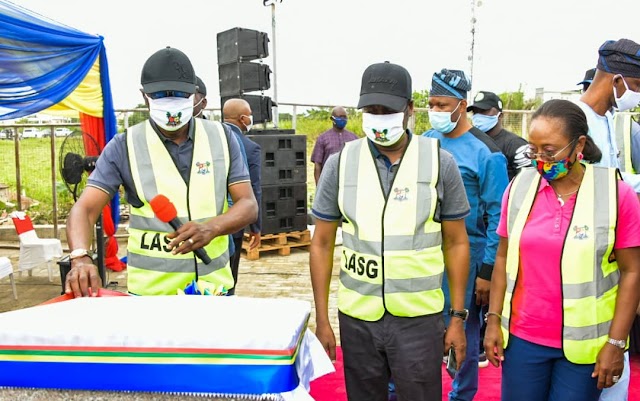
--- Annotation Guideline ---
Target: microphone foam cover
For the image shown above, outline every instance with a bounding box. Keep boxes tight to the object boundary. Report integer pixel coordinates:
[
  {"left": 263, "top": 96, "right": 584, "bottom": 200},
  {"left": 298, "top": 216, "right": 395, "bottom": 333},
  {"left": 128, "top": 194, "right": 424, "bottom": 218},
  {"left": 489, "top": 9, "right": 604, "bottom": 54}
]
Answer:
[{"left": 149, "top": 195, "right": 178, "bottom": 223}]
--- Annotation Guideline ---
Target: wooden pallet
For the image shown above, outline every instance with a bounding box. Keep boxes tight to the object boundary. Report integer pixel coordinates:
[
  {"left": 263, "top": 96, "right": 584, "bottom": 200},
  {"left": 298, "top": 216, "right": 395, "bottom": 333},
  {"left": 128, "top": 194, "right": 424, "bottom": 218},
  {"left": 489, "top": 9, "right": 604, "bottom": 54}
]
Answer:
[{"left": 241, "top": 230, "right": 311, "bottom": 260}]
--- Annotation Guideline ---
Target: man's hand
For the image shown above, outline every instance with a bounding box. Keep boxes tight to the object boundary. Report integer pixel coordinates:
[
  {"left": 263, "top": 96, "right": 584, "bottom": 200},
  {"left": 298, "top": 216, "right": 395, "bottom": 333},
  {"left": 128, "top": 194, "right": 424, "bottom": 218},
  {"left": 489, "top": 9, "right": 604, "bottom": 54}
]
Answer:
[
  {"left": 592, "top": 343, "right": 626, "bottom": 389},
  {"left": 475, "top": 277, "right": 491, "bottom": 305},
  {"left": 315, "top": 322, "right": 337, "bottom": 362},
  {"left": 65, "top": 262, "right": 102, "bottom": 298},
  {"left": 167, "top": 221, "right": 217, "bottom": 254},
  {"left": 483, "top": 317, "right": 504, "bottom": 367},
  {"left": 248, "top": 232, "right": 261, "bottom": 250},
  {"left": 444, "top": 319, "right": 467, "bottom": 370}
]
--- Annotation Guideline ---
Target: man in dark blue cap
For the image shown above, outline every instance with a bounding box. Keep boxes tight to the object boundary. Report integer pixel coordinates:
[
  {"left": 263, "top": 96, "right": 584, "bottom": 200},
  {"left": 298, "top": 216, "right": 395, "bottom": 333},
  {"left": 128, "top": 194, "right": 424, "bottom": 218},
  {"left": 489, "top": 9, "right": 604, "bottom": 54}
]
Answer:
[
  {"left": 578, "top": 68, "right": 597, "bottom": 93},
  {"left": 577, "top": 38, "right": 640, "bottom": 194},
  {"left": 311, "top": 61, "right": 471, "bottom": 401},
  {"left": 424, "top": 68, "right": 509, "bottom": 401}
]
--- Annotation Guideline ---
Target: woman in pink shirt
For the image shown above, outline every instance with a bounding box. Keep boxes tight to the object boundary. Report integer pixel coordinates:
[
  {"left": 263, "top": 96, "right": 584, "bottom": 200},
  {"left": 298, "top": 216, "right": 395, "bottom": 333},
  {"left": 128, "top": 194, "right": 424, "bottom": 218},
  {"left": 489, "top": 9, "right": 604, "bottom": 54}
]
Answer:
[{"left": 484, "top": 99, "right": 640, "bottom": 401}]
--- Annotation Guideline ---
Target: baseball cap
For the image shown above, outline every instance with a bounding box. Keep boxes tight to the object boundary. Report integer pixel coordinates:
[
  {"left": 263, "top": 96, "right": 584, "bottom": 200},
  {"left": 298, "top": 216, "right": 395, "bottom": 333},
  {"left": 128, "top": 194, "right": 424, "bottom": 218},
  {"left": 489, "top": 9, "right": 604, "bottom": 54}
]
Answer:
[
  {"left": 577, "top": 68, "right": 596, "bottom": 86},
  {"left": 141, "top": 47, "right": 197, "bottom": 94},
  {"left": 196, "top": 76, "right": 207, "bottom": 96},
  {"left": 467, "top": 91, "right": 503, "bottom": 112},
  {"left": 357, "top": 62, "right": 412, "bottom": 112}
]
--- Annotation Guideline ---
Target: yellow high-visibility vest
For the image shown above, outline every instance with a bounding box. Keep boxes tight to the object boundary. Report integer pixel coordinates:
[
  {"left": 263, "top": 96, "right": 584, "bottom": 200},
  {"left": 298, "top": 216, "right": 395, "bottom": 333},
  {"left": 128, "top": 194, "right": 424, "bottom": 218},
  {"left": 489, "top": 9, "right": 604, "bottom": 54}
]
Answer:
[
  {"left": 501, "top": 165, "right": 620, "bottom": 364},
  {"left": 126, "top": 119, "right": 233, "bottom": 295},
  {"left": 614, "top": 113, "right": 635, "bottom": 173},
  {"left": 337, "top": 136, "right": 445, "bottom": 321}
]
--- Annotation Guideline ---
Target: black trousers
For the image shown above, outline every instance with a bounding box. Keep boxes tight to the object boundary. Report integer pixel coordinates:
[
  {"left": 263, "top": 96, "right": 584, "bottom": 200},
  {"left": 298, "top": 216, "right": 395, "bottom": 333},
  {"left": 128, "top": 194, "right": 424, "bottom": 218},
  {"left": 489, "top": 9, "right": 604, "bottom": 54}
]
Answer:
[
  {"left": 228, "top": 235, "right": 243, "bottom": 296},
  {"left": 339, "top": 311, "right": 445, "bottom": 401}
]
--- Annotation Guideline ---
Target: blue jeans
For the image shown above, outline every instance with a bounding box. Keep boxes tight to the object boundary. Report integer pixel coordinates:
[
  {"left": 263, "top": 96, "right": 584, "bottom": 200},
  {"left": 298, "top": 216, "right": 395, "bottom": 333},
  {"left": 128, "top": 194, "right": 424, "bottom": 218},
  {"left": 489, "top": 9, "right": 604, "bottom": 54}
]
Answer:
[
  {"left": 502, "top": 334, "right": 602, "bottom": 401},
  {"left": 448, "top": 299, "right": 480, "bottom": 401}
]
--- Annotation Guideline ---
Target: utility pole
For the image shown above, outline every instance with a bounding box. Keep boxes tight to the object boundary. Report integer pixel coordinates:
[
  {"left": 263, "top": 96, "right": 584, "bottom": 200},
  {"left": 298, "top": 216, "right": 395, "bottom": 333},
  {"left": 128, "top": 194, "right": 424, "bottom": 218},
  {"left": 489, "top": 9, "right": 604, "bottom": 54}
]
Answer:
[
  {"left": 469, "top": 0, "right": 481, "bottom": 98},
  {"left": 264, "top": 0, "right": 282, "bottom": 127}
]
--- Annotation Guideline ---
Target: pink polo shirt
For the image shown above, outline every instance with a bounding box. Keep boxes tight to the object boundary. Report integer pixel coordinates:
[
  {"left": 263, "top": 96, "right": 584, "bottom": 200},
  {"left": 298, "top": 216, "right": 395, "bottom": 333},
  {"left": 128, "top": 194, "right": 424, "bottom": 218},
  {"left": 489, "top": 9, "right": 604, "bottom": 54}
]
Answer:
[{"left": 497, "top": 177, "right": 640, "bottom": 348}]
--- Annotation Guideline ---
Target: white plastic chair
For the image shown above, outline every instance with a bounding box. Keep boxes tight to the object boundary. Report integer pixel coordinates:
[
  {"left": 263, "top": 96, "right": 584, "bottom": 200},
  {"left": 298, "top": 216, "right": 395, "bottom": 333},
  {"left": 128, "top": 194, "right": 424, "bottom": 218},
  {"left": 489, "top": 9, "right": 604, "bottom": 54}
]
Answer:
[
  {"left": 10, "top": 211, "right": 62, "bottom": 282},
  {"left": 0, "top": 257, "right": 17, "bottom": 299}
]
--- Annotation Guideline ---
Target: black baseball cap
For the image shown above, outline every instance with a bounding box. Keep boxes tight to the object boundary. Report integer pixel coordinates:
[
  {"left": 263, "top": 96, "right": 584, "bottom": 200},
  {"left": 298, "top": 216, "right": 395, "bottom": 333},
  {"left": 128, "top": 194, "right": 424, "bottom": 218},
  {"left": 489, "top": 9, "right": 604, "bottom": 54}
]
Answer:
[
  {"left": 577, "top": 68, "right": 596, "bottom": 86},
  {"left": 141, "top": 47, "right": 196, "bottom": 94},
  {"left": 196, "top": 76, "right": 207, "bottom": 96},
  {"left": 357, "top": 62, "right": 412, "bottom": 112},
  {"left": 467, "top": 91, "right": 503, "bottom": 112}
]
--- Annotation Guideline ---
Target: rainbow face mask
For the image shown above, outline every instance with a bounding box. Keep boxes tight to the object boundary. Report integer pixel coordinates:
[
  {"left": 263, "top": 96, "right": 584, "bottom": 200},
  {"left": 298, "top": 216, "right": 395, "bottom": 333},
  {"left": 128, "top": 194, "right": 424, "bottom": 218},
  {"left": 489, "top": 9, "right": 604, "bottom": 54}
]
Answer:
[{"left": 531, "top": 156, "right": 574, "bottom": 181}]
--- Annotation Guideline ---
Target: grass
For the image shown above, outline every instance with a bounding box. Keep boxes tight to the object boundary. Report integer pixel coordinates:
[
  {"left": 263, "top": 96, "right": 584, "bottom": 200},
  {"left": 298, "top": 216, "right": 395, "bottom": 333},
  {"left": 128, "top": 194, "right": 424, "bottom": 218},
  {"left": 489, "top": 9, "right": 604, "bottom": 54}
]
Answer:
[{"left": 0, "top": 138, "right": 75, "bottom": 223}]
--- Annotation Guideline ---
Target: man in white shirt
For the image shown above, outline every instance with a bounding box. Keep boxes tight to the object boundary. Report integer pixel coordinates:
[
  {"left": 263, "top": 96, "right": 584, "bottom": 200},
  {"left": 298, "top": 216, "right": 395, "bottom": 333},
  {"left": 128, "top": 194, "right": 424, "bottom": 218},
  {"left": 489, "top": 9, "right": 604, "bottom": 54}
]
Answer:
[
  {"left": 577, "top": 37, "right": 640, "bottom": 401},
  {"left": 576, "top": 38, "right": 640, "bottom": 193}
]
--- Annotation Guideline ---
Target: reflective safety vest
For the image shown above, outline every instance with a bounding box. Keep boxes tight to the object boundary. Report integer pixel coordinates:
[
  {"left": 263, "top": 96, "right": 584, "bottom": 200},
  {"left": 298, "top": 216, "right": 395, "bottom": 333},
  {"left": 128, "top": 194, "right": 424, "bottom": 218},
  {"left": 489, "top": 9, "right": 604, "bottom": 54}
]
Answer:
[
  {"left": 126, "top": 119, "right": 233, "bottom": 295},
  {"left": 614, "top": 112, "right": 636, "bottom": 174},
  {"left": 337, "top": 136, "right": 445, "bottom": 321},
  {"left": 501, "top": 165, "right": 620, "bottom": 364}
]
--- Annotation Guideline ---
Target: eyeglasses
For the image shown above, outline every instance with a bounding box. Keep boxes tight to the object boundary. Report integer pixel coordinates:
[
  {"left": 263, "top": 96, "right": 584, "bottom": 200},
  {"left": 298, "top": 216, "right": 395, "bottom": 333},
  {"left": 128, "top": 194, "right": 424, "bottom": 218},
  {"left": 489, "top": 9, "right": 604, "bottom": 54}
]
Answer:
[
  {"left": 523, "top": 139, "right": 576, "bottom": 162},
  {"left": 147, "top": 90, "right": 191, "bottom": 99}
]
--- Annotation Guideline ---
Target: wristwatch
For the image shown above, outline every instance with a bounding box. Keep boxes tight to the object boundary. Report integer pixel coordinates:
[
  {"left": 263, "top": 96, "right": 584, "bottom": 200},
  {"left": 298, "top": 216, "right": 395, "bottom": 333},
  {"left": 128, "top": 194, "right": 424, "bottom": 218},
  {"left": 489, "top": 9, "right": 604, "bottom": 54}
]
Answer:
[
  {"left": 607, "top": 338, "right": 626, "bottom": 350},
  {"left": 69, "top": 248, "right": 89, "bottom": 260},
  {"left": 449, "top": 308, "right": 469, "bottom": 321}
]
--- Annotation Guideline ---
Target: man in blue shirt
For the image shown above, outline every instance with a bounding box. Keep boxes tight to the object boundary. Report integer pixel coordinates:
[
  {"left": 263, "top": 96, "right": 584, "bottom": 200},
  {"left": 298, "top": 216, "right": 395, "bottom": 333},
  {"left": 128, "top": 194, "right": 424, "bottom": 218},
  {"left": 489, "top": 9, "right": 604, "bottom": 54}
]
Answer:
[
  {"left": 222, "top": 98, "right": 262, "bottom": 295},
  {"left": 423, "top": 69, "right": 509, "bottom": 401}
]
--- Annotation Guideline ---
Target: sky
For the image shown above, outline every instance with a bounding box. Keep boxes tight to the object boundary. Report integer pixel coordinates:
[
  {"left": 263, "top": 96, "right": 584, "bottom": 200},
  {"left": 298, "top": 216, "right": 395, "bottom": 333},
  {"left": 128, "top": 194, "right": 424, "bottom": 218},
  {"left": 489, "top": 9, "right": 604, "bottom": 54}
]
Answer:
[{"left": 10, "top": 0, "right": 640, "bottom": 111}]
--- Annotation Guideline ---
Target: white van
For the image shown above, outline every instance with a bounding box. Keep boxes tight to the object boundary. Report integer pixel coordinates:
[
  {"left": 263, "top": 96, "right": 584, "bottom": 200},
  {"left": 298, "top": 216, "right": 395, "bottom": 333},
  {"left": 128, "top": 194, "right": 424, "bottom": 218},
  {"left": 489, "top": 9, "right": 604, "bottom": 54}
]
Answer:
[
  {"left": 54, "top": 128, "right": 72, "bottom": 137},
  {"left": 22, "top": 127, "right": 45, "bottom": 138}
]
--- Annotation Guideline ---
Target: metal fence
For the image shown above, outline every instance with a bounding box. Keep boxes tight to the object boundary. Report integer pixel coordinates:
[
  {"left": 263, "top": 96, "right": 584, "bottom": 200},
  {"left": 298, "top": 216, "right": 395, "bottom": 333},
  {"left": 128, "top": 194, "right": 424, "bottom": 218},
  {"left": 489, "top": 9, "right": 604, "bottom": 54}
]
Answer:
[{"left": 1, "top": 106, "right": 638, "bottom": 238}]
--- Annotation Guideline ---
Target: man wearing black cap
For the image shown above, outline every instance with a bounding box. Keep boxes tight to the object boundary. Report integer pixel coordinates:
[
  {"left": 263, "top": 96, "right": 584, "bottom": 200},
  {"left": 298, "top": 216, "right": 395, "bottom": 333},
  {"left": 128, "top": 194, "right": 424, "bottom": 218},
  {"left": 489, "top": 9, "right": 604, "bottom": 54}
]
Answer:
[
  {"left": 424, "top": 69, "right": 508, "bottom": 401},
  {"left": 578, "top": 68, "right": 597, "bottom": 93},
  {"left": 194, "top": 76, "right": 208, "bottom": 118},
  {"left": 64, "top": 47, "right": 258, "bottom": 297},
  {"left": 310, "top": 61, "right": 471, "bottom": 400},
  {"left": 468, "top": 91, "right": 529, "bottom": 181}
]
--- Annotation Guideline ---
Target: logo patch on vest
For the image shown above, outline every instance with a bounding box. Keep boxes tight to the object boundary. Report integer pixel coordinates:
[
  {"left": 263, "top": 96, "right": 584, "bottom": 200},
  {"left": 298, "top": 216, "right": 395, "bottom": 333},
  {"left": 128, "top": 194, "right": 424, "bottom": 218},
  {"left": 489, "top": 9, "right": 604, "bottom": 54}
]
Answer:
[
  {"left": 196, "top": 161, "right": 211, "bottom": 175},
  {"left": 573, "top": 225, "right": 589, "bottom": 240},
  {"left": 393, "top": 187, "right": 410, "bottom": 201},
  {"left": 166, "top": 111, "right": 182, "bottom": 127}
]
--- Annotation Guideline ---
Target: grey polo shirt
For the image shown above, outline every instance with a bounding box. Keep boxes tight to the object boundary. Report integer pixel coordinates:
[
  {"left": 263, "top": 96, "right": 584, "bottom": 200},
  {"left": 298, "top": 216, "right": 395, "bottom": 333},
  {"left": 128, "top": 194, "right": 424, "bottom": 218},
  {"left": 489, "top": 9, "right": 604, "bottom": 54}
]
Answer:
[
  {"left": 312, "top": 133, "right": 470, "bottom": 222},
  {"left": 87, "top": 119, "right": 250, "bottom": 207}
]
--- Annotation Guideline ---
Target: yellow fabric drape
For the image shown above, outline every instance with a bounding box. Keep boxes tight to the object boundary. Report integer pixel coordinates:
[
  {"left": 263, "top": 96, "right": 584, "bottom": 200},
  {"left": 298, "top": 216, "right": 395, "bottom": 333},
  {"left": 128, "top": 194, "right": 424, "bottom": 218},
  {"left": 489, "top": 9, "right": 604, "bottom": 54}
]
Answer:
[{"left": 44, "top": 56, "right": 103, "bottom": 117}]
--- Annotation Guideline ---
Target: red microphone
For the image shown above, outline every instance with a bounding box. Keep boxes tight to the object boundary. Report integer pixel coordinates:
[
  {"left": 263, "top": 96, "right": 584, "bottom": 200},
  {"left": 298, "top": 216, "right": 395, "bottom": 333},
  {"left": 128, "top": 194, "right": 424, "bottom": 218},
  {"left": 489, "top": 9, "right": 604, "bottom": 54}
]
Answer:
[{"left": 149, "top": 195, "right": 212, "bottom": 265}]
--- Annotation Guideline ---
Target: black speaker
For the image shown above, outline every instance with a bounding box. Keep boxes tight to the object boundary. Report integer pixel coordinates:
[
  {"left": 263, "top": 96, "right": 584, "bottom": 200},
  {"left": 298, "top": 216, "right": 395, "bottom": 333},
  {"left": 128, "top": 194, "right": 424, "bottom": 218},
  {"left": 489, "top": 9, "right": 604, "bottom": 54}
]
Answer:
[
  {"left": 247, "top": 134, "right": 306, "bottom": 185},
  {"left": 261, "top": 183, "right": 308, "bottom": 235},
  {"left": 218, "top": 62, "right": 271, "bottom": 97},
  {"left": 221, "top": 95, "right": 273, "bottom": 124},
  {"left": 249, "top": 129, "right": 295, "bottom": 135},
  {"left": 217, "top": 27, "right": 269, "bottom": 65}
]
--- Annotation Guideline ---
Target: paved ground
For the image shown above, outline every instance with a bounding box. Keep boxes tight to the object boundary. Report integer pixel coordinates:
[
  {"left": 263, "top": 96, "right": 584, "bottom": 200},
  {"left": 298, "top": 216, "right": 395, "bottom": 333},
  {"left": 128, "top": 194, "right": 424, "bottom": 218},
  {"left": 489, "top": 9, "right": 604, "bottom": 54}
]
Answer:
[{"left": 0, "top": 238, "right": 342, "bottom": 340}]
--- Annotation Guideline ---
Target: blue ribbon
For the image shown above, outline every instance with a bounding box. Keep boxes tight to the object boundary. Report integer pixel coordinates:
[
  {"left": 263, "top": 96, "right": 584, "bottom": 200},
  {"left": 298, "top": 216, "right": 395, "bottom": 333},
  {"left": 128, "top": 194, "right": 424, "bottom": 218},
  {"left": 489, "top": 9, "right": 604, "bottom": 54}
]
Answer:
[{"left": 0, "top": 361, "right": 300, "bottom": 394}]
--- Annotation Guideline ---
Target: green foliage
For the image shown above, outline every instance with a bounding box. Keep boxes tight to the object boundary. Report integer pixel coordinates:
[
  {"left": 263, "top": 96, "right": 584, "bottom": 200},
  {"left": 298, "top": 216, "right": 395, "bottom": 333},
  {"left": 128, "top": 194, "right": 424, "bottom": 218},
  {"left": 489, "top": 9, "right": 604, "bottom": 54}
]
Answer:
[
  {"left": 127, "top": 104, "right": 149, "bottom": 128},
  {"left": 412, "top": 89, "right": 431, "bottom": 134},
  {"left": 498, "top": 86, "right": 541, "bottom": 110}
]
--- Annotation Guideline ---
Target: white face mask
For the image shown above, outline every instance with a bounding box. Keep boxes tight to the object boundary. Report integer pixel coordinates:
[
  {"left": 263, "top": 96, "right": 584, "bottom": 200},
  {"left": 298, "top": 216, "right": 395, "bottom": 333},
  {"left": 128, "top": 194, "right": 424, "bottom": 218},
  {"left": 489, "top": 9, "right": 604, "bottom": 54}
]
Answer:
[
  {"left": 613, "top": 75, "right": 640, "bottom": 112},
  {"left": 362, "top": 112, "right": 405, "bottom": 147},
  {"left": 147, "top": 95, "right": 194, "bottom": 131},
  {"left": 241, "top": 114, "right": 254, "bottom": 132}
]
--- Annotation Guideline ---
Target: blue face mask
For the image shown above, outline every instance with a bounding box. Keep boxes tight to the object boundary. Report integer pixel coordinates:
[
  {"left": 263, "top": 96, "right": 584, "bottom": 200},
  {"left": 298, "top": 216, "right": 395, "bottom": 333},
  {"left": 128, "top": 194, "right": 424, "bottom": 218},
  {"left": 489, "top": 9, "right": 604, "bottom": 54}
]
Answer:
[
  {"left": 472, "top": 113, "right": 500, "bottom": 132},
  {"left": 428, "top": 101, "right": 462, "bottom": 134},
  {"left": 332, "top": 116, "right": 347, "bottom": 129}
]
